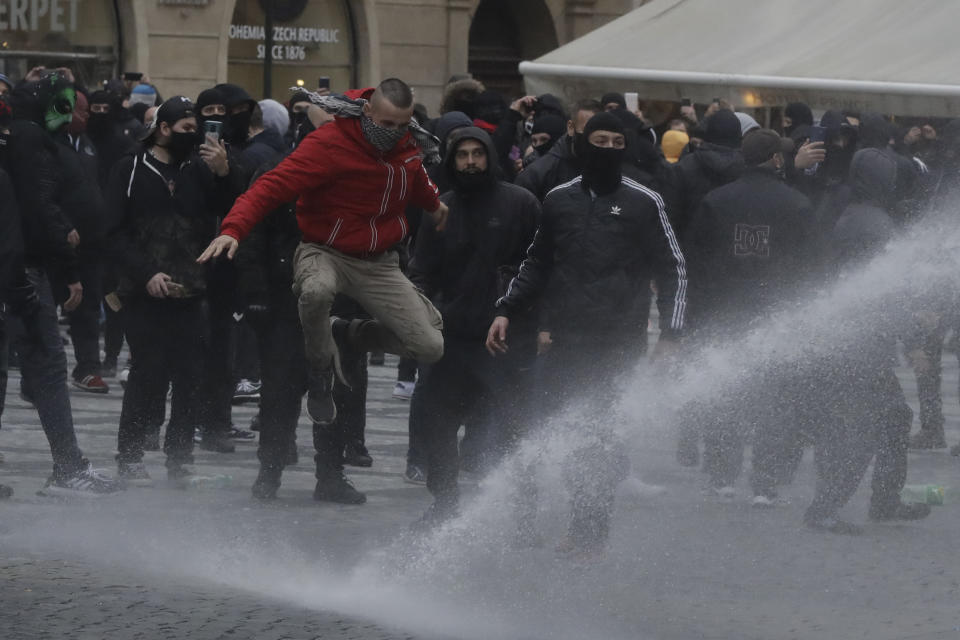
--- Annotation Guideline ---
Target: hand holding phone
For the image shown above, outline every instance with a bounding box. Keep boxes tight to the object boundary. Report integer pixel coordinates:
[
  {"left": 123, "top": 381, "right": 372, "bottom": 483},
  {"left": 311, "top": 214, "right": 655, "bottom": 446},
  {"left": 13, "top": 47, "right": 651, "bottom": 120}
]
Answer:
[{"left": 203, "top": 120, "right": 223, "bottom": 142}]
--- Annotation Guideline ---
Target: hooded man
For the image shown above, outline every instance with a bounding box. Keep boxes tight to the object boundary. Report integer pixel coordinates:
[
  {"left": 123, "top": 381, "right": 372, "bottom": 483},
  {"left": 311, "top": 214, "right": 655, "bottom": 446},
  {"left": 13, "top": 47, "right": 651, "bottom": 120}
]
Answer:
[
  {"left": 783, "top": 102, "right": 814, "bottom": 140},
  {"left": 200, "top": 78, "right": 449, "bottom": 436},
  {"left": 407, "top": 126, "right": 540, "bottom": 525},
  {"left": 487, "top": 112, "right": 687, "bottom": 554},
  {"left": 673, "top": 108, "right": 745, "bottom": 239},
  {"left": 524, "top": 112, "right": 565, "bottom": 166},
  {"left": 801, "top": 148, "right": 932, "bottom": 534}
]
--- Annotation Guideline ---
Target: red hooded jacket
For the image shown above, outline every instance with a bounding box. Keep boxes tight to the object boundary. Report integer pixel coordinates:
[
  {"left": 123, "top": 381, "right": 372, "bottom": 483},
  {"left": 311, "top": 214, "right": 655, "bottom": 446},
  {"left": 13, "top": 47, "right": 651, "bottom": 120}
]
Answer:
[{"left": 220, "top": 88, "right": 439, "bottom": 257}]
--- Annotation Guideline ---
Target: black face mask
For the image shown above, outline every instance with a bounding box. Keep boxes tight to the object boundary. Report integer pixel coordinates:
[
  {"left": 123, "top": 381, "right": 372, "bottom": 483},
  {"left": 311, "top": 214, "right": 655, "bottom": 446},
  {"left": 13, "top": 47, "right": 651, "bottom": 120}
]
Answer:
[
  {"left": 223, "top": 109, "right": 252, "bottom": 145},
  {"left": 533, "top": 142, "right": 551, "bottom": 157},
  {"left": 165, "top": 130, "right": 200, "bottom": 160},
  {"left": 581, "top": 144, "right": 624, "bottom": 196},
  {"left": 292, "top": 111, "right": 315, "bottom": 144},
  {"left": 453, "top": 170, "right": 489, "bottom": 193}
]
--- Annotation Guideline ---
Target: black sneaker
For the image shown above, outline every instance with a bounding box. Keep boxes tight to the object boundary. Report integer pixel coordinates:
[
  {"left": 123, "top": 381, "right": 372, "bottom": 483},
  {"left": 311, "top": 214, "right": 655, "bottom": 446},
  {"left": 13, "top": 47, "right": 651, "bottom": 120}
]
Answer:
[
  {"left": 200, "top": 432, "right": 236, "bottom": 453},
  {"left": 869, "top": 501, "right": 932, "bottom": 522},
  {"left": 313, "top": 473, "right": 366, "bottom": 504},
  {"left": 232, "top": 379, "right": 262, "bottom": 404},
  {"left": 307, "top": 367, "right": 337, "bottom": 425},
  {"left": 117, "top": 461, "right": 153, "bottom": 487},
  {"left": 403, "top": 463, "right": 427, "bottom": 485},
  {"left": 102, "top": 360, "right": 118, "bottom": 378},
  {"left": 343, "top": 441, "right": 373, "bottom": 467},
  {"left": 252, "top": 466, "right": 282, "bottom": 500},
  {"left": 908, "top": 430, "right": 947, "bottom": 450},
  {"left": 39, "top": 461, "right": 125, "bottom": 498},
  {"left": 803, "top": 515, "right": 863, "bottom": 536}
]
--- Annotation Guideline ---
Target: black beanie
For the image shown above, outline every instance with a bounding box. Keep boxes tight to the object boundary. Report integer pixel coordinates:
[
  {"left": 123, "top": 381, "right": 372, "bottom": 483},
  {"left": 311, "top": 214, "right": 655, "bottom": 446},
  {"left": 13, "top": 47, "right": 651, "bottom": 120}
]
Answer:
[
  {"left": 532, "top": 113, "right": 566, "bottom": 140},
  {"left": 196, "top": 87, "right": 224, "bottom": 111},
  {"left": 600, "top": 92, "right": 626, "bottom": 109},
  {"left": 784, "top": 102, "right": 814, "bottom": 127},
  {"left": 583, "top": 111, "right": 625, "bottom": 139},
  {"left": 704, "top": 109, "right": 742, "bottom": 148}
]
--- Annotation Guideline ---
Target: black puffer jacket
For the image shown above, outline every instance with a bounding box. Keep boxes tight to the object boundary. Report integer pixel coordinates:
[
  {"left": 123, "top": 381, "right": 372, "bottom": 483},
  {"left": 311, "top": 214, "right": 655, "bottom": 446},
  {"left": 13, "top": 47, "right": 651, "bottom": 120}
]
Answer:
[
  {"left": 106, "top": 148, "right": 244, "bottom": 297},
  {"left": 409, "top": 127, "right": 540, "bottom": 341},
  {"left": 497, "top": 175, "right": 687, "bottom": 340},
  {"left": 684, "top": 167, "right": 816, "bottom": 334},
  {"left": 0, "top": 167, "right": 23, "bottom": 301},
  {"left": 671, "top": 142, "right": 744, "bottom": 239}
]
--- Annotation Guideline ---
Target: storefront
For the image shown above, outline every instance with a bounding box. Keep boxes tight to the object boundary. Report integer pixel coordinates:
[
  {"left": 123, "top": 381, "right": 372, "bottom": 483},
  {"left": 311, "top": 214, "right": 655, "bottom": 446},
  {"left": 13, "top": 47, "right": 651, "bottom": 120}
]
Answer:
[
  {"left": 227, "top": 0, "right": 355, "bottom": 101},
  {"left": 0, "top": 0, "right": 119, "bottom": 89}
]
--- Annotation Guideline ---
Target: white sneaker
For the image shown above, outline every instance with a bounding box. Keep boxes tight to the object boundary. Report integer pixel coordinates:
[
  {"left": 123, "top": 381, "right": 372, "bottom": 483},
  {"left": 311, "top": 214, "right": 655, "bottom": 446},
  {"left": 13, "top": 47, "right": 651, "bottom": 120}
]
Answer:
[
  {"left": 119, "top": 367, "right": 130, "bottom": 390},
  {"left": 39, "top": 461, "right": 125, "bottom": 498},
  {"left": 752, "top": 494, "right": 789, "bottom": 508},
  {"left": 392, "top": 381, "right": 415, "bottom": 400}
]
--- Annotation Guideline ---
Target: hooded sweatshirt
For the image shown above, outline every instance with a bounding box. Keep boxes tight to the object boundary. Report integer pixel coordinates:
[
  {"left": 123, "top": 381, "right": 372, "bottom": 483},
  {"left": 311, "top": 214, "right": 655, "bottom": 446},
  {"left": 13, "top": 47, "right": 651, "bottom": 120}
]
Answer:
[{"left": 409, "top": 127, "right": 540, "bottom": 340}]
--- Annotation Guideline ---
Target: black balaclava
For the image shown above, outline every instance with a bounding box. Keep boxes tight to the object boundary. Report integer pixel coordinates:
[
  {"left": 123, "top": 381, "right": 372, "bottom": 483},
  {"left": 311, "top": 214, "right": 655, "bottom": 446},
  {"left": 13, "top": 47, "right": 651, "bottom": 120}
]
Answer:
[
  {"left": 580, "top": 112, "right": 626, "bottom": 196},
  {"left": 87, "top": 89, "right": 122, "bottom": 137},
  {"left": 196, "top": 87, "right": 226, "bottom": 134},
  {"left": 600, "top": 92, "right": 626, "bottom": 110},
  {"left": 530, "top": 113, "right": 565, "bottom": 157},
  {"left": 784, "top": 102, "right": 814, "bottom": 138},
  {"left": 289, "top": 91, "right": 315, "bottom": 143},
  {"left": 214, "top": 83, "right": 257, "bottom": 146}
]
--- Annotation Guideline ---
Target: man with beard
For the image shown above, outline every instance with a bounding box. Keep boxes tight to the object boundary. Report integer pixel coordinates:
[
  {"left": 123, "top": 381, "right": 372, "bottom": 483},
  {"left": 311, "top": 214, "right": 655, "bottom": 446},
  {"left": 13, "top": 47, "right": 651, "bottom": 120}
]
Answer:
[
  {"left": 107, "top": 96, "right": 242, "bottom": 485},
  {"left": 487, "top": 112, "right": 687, "bottom": 554},
  {"left": 200, "top": 78, "right": 448, "bottom": 433},
  {"left": 408, "top": 126, "right": 539, "bottom": 525}
]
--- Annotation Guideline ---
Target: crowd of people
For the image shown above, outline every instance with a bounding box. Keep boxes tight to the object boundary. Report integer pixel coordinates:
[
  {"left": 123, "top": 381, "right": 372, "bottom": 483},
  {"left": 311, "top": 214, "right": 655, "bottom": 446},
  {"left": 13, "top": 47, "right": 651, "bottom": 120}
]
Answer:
[{"left": 0, "top": 65, "right": 958, "bottom": 554}]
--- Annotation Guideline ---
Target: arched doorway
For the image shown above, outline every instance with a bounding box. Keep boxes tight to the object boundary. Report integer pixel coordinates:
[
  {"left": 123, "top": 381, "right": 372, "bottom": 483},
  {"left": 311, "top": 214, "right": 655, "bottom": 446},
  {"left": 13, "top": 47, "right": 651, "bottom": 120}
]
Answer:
[{"left": 468, "top": 0, "right": 557, "bottom": 98}]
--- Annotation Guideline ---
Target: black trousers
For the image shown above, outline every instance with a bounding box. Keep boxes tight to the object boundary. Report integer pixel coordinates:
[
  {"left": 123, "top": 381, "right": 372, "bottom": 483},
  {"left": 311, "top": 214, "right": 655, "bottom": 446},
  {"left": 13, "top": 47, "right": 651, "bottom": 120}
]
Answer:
[
  {"left": 198, "top": 273, "right": 238, "bottom": 436},
  {"left": 529, "top": 338, "right": 632, "bottom": 546},
  {"left": 313, "top": 344, "right": 368, "bottom": 477},
  {"left": 116, "top": 297, "right": 204, "bottom": 465},
  {"left": 804, "top": 357, "right": 912, "bottom": 522},
  {"left": 903, "top": 318, "right": 958, "bottom": 436},
  {"left": 8, "top": 268, "right": 85, "bottom": 477},
  {"left": 247, "top": 301, "right": 307, "bottom": 471},
  {"left": 415, "top": 339, "right": 532, "bottom": 507},
  {"left": 63, "top": 256, "right": 104, "bottom": 379}
]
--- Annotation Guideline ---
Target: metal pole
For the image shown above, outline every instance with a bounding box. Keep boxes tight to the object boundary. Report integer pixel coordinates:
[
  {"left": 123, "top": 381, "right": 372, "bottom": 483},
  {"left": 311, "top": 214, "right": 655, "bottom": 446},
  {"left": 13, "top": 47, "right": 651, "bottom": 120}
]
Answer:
[{"left": 263, "top": 10, "right": 274, "bottom": 98}]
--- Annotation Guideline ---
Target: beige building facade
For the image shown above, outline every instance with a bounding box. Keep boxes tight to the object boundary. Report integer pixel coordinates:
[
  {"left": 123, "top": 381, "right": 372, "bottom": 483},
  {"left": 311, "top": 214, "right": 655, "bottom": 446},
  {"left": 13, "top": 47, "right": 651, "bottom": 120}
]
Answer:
[{"left": 0, "top": 0, "right": 644, "bottom": 111}]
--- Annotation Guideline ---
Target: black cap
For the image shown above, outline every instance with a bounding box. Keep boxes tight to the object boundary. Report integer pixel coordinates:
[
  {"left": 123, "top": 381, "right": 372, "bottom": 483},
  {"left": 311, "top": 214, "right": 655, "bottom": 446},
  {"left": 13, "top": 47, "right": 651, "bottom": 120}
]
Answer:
[
  {"left": 741, "top": 128, "right": 792, "bottom": 165},
  {"left": 140, "top": 95, "right": 195, "bottom": 142},
  {"left": 704, "top": 109, "right": 742, "bottom": 148}
]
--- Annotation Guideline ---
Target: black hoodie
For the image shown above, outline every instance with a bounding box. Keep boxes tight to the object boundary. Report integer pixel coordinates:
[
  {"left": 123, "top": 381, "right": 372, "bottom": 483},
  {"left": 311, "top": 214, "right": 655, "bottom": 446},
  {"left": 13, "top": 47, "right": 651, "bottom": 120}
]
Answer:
[{"left": 409, "top": 127, "right": 540, "bottom": 341}]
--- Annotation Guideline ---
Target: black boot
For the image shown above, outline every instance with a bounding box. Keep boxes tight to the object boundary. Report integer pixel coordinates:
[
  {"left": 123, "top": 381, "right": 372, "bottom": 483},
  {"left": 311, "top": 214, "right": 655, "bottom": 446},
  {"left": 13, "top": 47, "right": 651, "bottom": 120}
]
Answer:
[
  {"left": 252, "top": 465, "right": 282, "bottom": 500},
  {"left": 343, "top": 440, "right": 373, "bottom": 467}
]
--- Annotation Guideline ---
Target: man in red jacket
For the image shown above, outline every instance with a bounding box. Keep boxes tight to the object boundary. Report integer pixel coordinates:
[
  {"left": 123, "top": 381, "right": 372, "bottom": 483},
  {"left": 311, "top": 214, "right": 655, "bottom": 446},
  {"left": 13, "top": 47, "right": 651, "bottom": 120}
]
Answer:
[{"left": 198, "top": 78, "right": 448, "bottom": 425}]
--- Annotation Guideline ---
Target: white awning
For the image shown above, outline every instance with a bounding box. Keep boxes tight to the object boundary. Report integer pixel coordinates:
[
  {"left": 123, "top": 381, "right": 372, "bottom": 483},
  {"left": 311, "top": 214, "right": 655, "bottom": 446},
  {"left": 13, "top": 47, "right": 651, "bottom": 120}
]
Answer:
[{"left": 521, "top": 0, "right": 960, "bottom": 117}]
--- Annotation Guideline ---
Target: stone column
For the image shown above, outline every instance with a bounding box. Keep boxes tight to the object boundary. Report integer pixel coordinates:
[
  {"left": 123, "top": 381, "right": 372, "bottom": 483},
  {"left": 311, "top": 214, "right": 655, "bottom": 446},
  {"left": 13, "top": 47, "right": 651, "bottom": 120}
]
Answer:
[{"left": 446, "top": 0, "right": 473, "bottom": 81}]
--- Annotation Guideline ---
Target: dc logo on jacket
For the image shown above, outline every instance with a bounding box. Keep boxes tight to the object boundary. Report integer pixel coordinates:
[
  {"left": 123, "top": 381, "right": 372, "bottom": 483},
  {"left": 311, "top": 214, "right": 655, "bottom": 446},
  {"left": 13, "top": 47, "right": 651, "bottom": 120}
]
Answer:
[{"left": 734, "top": 223, "right": 770, "bottom": 257}]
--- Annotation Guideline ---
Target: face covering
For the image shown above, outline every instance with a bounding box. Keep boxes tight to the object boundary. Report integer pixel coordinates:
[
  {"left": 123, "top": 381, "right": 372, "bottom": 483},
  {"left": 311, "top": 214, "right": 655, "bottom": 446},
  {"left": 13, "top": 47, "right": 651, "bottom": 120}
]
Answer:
[
  {"left": 44, "top": 87, "right": 76, "bottom": 133},
  {"left": 454, "top": 169, "right": 489, "bottom": 192},
  {"left": 361, "top": 114, "right": 406, "bottom": 152},
  {"left": 581, "top": 144, "right": 624, "bottom": 196},
  {"left": 533, "top": 142, "right": 551, "bottom": 157},
  {"left": 164, "top": 130, "right": 201, "bottom": 160},
  {"left": 292, "top": 111, "right": 315, "bottom": 144},
  {"left": 223, "top": 108, "right": 252, "bottom": 145}
]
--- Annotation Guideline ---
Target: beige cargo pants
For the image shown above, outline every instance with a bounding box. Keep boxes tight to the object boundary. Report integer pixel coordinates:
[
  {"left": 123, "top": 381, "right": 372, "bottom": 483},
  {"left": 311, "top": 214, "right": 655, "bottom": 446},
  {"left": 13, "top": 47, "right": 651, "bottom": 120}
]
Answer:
[{"left": 292, "top": 243, "right": 444, "bottom": 370}]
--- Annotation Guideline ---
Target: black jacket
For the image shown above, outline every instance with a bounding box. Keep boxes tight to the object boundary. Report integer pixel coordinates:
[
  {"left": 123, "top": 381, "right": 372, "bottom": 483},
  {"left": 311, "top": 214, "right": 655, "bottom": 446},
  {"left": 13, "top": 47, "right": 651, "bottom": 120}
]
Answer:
[
  {"left": 106, "top": 148, "right": 243, "bottom": 297},
  {"left": 497, "top": 175, "right": 687, "bottom": 340},
  {"left": 671, "top": 142, "right": 745, "bottom": 238},
  {"left": 684, "top": 167, "right": 816, "bottom": 333},
  {"left": 88, "top": 122, "right": 139, "bottom": 191},
  {"left": 0, "top": 167, "right": 23, "bottom": 301},
  {"left": 54, "top": 132, "right": 108, "bottom": 251},
  {"left": 409, "top": 127, "right": 540, "bottom": 341},
  {"left": 6, "top": 118, "right": 78, "bottom": 282}
]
